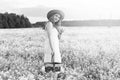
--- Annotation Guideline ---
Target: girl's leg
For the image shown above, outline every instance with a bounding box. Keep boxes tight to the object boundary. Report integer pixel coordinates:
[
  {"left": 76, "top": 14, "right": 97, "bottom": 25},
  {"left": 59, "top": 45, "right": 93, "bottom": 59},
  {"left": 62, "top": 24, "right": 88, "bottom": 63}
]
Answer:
[
  {"left": 43, "top": 44, "right": 53, "bottom": 72},
  {"left": 44, "top": 39, "right": 53, "bottom": 63},
  {"left": 43, "top": 53, "right": 53, "bottom": 73},
  {"left": 44, "top": 52, "right": 52, "bottom": 63},
  {"left": 53, "top": 52, "right": 64, "bottom": 72},
  {"left": 54, "top": 52, "right": 62, "bottom": 63},
  {"left": 52, "top": 37, "right": 62, "bottom": 63},
  {"left": 51, "top": 35, "right": 63, "bottom": 72}
]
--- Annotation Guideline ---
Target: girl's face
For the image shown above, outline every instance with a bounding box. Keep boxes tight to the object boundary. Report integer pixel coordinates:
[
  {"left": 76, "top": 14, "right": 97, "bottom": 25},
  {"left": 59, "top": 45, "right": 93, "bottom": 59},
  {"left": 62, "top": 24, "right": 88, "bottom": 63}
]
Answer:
[{"left": 50, "top": 14, "right": 61, "bottom": 23}]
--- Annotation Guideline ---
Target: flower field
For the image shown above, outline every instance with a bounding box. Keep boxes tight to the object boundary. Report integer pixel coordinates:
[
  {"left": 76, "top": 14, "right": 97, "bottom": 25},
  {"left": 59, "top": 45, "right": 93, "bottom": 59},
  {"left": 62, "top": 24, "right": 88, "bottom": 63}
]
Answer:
[{"left": 0, "top": 27, "right": 120, "bottom": 80}]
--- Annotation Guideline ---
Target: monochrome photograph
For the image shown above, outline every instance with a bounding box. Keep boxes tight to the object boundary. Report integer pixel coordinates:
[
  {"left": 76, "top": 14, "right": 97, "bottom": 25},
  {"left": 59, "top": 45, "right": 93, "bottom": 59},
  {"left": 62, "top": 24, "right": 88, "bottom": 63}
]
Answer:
[{"left": 0, "top": 0, "right": 120, "bottom": 80}]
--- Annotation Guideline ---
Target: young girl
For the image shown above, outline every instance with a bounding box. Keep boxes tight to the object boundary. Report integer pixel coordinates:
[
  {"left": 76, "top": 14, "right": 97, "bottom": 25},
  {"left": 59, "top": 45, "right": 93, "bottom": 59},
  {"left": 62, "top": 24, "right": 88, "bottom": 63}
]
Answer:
[{"left": 43, "top": 10, "right": 64, "bottom": 73}]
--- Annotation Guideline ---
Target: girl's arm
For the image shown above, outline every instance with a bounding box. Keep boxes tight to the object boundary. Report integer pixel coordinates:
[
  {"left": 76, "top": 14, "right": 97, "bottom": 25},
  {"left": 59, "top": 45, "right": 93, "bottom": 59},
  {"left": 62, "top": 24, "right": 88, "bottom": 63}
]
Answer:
[
  {"left": 56, "top": 26, "right": 64, "bottom": 39},
  {"left": 45, "top": 22, "right": 54, "bottom": 52}
]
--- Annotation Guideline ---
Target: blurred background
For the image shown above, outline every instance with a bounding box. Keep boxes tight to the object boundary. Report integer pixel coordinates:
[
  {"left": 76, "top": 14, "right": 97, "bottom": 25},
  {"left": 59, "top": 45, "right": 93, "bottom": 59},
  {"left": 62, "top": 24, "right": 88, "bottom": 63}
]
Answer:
[{"left": 0, "top": 0, "right": 120, "bottom": 28}]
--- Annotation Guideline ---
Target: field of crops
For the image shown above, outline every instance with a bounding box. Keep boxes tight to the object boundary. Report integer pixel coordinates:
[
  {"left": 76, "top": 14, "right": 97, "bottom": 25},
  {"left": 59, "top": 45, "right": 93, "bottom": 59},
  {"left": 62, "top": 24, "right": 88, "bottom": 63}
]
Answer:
[{"left": 0, "top": 27, "right": 120, "bottom": 80}]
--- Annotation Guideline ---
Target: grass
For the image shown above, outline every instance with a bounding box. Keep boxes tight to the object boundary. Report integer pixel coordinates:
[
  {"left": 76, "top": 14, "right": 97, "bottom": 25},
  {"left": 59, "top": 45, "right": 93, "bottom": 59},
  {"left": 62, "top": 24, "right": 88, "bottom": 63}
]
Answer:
[{"left": 0, "top": 27, "right": 120, "bottom": 80}]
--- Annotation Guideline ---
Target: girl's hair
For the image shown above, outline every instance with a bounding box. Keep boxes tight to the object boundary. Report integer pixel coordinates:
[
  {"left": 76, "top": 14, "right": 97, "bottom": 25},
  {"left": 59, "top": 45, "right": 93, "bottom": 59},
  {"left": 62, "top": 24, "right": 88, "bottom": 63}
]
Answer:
[
  {"left": 44, "top": 20, "right": 61, "bottom": 30},
  {"left": 54, "top": 20, "right": 62, "bottom": 27}
]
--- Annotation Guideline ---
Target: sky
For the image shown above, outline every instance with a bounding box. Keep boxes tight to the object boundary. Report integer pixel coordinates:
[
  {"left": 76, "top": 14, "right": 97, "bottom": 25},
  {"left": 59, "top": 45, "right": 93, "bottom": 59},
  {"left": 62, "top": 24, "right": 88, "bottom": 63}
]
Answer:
[{"left": 0, "top": 0, "right": 120, "bottom": 23}]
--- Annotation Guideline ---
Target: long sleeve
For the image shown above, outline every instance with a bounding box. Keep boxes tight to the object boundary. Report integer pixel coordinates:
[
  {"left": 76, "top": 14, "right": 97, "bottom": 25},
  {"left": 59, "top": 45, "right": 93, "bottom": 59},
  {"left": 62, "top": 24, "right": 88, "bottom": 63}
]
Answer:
[{"left": 45, "top": 22, "right": 54, "bottom": 52}]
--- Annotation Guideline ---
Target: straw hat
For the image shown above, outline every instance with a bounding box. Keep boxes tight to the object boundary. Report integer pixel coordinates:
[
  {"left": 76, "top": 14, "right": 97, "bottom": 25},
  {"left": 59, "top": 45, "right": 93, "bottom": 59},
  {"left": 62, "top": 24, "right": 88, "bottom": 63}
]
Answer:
[{"left": 47, "top": 10, "right": 64, "bottom": 20}]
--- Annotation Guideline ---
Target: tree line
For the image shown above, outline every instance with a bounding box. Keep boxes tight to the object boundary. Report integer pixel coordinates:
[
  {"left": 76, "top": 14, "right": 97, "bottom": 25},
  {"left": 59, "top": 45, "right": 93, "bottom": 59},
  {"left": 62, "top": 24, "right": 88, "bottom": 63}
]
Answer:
[
  {"left": 0, "top": 12, "right": 32, "bottom": 28},
  {"left": 33, "top": 20, "right": 120, "bottom": 28},
  {"left": 32, "top": 21, "right": 46, "bottom": 29}
]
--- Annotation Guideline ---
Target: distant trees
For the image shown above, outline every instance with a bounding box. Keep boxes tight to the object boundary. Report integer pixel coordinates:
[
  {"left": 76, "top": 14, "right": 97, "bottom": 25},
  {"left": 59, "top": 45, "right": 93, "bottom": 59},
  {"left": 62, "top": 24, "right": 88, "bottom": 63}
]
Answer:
[
  {"left": 32, "top": 22, "right": 46, "bottom": 29},
  {"left": 0, "top": 12, "right": 32, "bottom": 28}
]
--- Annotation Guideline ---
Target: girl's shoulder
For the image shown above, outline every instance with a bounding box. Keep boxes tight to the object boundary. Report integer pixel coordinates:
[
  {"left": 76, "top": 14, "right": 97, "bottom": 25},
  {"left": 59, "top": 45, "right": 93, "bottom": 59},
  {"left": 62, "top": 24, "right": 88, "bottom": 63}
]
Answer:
[{"left": 45, "top": 21, "right": 53, "bottom": 30}]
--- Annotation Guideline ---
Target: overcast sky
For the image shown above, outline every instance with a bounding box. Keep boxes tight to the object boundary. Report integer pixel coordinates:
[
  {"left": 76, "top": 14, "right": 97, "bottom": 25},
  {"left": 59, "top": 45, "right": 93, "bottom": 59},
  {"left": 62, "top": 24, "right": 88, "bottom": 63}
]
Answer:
[{"left": 1, "top": 0, "right": 120, "bottom": 23}]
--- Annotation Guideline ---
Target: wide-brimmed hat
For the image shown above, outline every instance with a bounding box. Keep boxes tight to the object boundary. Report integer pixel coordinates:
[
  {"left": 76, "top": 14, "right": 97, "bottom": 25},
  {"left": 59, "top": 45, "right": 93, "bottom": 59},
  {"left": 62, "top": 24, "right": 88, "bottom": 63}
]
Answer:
[{"left": 47, "top": 10, "right": 64, "bottom": 20}]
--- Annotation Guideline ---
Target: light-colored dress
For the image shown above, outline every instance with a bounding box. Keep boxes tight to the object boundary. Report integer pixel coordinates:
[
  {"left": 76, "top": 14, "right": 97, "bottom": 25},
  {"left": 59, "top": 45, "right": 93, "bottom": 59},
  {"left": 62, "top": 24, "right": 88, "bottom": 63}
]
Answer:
[{"left": 44, "top": 22, "right": 61, "bottom": 63}]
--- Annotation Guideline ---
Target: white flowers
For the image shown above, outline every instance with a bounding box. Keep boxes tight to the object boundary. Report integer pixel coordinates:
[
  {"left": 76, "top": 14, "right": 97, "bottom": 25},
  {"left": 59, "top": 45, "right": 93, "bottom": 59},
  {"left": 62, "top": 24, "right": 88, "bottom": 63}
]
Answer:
[{"left": 0, "top": 27, "right": 120, "bottom": 79}]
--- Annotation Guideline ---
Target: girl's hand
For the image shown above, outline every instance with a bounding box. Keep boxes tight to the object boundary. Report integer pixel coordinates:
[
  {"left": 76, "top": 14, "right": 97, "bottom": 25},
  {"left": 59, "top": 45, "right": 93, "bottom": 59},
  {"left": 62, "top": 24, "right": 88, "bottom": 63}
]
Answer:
[
  {"left": 58, "top": 28, "right": 64, "bottom": 40},
  {"left": 58, "top": 34, "right": 61, "bottom": 40},
  {"left": 59, "top": 28, "right": 64, "bottom": 35}
]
